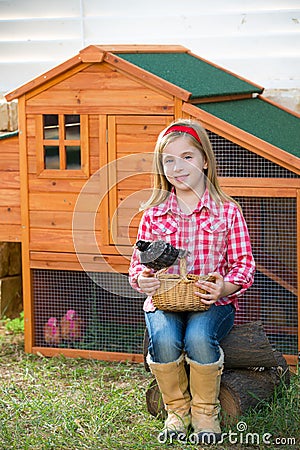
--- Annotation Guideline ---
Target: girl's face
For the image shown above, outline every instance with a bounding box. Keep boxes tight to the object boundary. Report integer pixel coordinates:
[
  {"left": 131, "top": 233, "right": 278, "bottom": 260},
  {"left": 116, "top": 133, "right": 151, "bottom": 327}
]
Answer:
[{"left": 161, "top": 137, "right": 208, "bottom": 196}]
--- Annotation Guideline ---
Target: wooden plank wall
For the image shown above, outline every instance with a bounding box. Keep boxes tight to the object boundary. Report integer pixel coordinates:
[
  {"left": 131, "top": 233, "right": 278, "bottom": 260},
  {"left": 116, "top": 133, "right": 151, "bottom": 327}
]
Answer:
[
  {"left": 0, "top": 135, "right": 21, "bottom": 241},
  {"left": 26, "top": 62, "right": 174, "bottom": 271},
  {"left": 26, "top": 63, "right": 174, "bottom": 115},
  {"left": 108, "top": 115, "right": 171, "bottom": 247}
]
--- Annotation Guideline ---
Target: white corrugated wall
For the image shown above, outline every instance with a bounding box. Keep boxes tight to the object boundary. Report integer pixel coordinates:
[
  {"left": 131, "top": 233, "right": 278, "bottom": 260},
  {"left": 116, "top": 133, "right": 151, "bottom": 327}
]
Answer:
[{"left": 0, "top": 0, "right": 299, "bottom": 110}]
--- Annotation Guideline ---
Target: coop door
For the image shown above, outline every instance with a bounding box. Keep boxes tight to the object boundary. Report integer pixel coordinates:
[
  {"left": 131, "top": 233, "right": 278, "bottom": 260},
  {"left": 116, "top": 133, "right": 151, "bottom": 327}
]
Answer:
[{"left": 107, "top": 115, "right": 171, "bottom": 246}]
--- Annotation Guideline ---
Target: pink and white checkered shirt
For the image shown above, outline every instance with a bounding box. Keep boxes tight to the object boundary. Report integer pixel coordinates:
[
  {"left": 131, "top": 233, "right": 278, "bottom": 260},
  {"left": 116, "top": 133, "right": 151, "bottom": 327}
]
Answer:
[{"left": 129, "top": 189, "right": 255, "bottom": 311}]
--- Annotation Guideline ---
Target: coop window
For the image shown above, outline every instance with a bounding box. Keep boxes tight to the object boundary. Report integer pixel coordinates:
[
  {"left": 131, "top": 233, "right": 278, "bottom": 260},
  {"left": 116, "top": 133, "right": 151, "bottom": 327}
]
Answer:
[{"left": 37, "top": 114, "right": 89, "bottom": 177}]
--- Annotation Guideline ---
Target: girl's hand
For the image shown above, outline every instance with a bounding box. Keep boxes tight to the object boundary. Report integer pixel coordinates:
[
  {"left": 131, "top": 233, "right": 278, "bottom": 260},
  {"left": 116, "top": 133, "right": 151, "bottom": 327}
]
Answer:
[
  {"left": 194, "top": 272, "right": 225, "bottom": 305},
  {"left": 137, "top": 268, "right": 161, "bottom": 296}
]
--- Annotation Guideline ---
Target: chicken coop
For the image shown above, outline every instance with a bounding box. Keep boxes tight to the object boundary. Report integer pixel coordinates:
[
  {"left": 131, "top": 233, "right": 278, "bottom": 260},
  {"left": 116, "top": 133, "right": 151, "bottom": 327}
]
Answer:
[{"left": 1, "top": 45, "right": 299, "bottom": 365}]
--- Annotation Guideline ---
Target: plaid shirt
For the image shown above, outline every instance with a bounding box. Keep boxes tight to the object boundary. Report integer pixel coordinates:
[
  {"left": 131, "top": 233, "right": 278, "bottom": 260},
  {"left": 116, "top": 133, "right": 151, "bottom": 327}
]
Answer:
[{"left": 129, "top": 189, "right": 255, "bottom": 311}]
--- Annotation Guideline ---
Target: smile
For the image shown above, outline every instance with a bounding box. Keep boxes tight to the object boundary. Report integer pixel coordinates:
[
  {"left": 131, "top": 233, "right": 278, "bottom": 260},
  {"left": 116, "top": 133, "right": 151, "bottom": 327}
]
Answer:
[{"left": 174, "top": 175, "right": 189, "bottom": 182}]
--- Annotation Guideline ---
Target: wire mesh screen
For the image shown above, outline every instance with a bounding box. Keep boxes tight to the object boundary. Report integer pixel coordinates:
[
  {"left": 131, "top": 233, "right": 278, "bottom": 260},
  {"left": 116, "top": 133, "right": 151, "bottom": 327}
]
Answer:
[
  {"left": 32, "top": 270, "right": 146, "bottom": 354},
  {"left": 234, "top": 197, "right": 298, "bottom": 355},
  {"left": 31, "top": 197, "right": 298, "bottom": 357},
  {"left": 207, "top": 130, "right": 300, "bottom": 178}
]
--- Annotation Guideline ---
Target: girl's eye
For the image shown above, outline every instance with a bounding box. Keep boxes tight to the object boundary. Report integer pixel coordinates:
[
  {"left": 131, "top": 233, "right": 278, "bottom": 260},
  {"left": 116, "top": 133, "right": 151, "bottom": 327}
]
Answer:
[
  {"left": 184, "top": 155, "right": 192, "bottom": 160},
  {"left": 164, "top": 158, "right": 174, "bottom": 164}
]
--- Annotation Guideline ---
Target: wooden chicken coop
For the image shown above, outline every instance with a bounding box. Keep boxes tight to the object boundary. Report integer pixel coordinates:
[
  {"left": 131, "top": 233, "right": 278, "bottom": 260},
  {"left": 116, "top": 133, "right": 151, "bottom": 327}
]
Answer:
[{"left": 1, "top": 45, "right": 299, "bottom": 365}]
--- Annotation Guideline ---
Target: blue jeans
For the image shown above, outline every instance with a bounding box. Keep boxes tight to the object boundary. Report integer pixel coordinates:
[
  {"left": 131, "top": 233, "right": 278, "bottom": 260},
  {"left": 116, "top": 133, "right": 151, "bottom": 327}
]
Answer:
[{"left": 145, "top": 304, "right": 235, "bottom": 364}]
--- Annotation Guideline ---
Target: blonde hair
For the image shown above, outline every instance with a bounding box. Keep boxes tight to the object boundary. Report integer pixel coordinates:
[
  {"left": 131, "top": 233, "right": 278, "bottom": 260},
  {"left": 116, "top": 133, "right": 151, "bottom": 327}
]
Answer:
[{"left": 141, "top": 118, "right": 239, "bottom": 210}]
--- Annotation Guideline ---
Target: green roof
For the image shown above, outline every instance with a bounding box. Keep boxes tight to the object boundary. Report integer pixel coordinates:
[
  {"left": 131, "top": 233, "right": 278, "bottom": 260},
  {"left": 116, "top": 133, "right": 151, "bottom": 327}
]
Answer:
[
  {"left": 198, "top": 98, "right": 300, "bottom": 158},
  {"left": 0, "top": 130, "right": 18, "bottom": 140},
  {"left": 117, "top": 52, "right": 263, "bottom": 99}
]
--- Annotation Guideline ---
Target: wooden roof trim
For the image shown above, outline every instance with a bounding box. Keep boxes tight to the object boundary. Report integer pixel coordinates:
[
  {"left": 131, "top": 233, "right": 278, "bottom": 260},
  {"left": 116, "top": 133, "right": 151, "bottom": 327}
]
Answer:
[
  {"left": 79, "top": 45, "right": 105, "bottom": 62},
  {"left": 190, "top": 93, "right": 253, "bottom": 104},
  {"left": 6, "top": 44, "right": 191, "bottom": 102},
  {"left": 108, "top": 62, "right": 174, "bottom": 101},
  {"left": 89, "top": 44, "right": 189, "bottom": 53},
  {"left": 24, "top": 63, "right": 92, "bottom": 101},
  {"left": 187, "top": 50, "right": 264, "bottom": 93},
  {"left": 258, "top": 95, "right": 300, "bottom": 119},
  {"left": 6, "top": 54, "right": 83, "bottom": 101},
  {"left": 104, "top": 51, "right": 192, "bottom": 102},
  {"left": 183, "top": 102, "right": 300, "bottom": 175}
]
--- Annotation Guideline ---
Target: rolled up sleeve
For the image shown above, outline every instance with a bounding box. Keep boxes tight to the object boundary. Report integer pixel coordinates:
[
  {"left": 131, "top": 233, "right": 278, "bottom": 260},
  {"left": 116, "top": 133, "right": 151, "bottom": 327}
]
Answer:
[{"left": 128, "top": 211, "right": 153, "bottom": 292}]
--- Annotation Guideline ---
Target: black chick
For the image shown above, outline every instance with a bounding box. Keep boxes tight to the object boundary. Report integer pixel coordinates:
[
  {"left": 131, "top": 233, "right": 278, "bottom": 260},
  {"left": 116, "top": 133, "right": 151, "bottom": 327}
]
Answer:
[{"left": 135, "top": 239, "right": 186, "bottom": 272}]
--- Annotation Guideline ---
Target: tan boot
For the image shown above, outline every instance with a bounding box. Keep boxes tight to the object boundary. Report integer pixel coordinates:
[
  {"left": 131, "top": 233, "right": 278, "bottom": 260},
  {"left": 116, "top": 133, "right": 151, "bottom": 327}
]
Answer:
[
  {"left": 147, "top": 353, "right": 191, "bottom": 437},
  {"left": 186, "top": 349, "right": 224, "bottom": 444}
]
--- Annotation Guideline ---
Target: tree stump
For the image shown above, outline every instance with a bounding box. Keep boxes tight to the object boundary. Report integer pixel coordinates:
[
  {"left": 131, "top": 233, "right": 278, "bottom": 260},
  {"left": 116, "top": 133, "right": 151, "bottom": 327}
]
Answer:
[{"left": 144, "top": 322, "right": 290, "bottom": 422}]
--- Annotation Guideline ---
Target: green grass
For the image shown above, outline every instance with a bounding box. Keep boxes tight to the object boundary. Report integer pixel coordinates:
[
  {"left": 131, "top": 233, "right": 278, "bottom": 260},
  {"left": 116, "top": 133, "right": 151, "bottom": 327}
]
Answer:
[
  {"left": 1, "top": 312, "right": 24, "bottom": 335},
  {"left": 0, "top": 316, "right": 299, "bottom": 449}
]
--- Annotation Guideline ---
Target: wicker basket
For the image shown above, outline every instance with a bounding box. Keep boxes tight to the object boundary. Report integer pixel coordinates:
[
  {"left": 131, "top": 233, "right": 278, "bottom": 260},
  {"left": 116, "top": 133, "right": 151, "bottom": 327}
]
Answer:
[{"left": 152, "top": 259, "right": 216, "bottom": 312}]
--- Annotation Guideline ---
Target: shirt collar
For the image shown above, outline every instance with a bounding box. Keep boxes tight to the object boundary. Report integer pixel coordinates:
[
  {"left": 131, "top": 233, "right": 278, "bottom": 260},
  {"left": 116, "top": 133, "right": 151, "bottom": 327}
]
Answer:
[{"left": 153, "top": 187, "right": 220, "bottom": 217}]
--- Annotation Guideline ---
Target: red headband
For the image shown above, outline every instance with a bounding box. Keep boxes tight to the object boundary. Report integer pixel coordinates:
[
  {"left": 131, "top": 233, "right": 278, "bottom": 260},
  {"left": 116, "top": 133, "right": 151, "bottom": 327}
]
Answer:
[{"left": 163, "top": 125, "right": 202, "bottom": 144}]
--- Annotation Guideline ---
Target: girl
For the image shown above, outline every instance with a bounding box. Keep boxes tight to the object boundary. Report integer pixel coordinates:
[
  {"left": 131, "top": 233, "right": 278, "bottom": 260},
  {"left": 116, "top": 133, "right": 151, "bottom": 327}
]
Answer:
[{"left": 129, "top": 119, "right": 255, "bottom": 443}]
